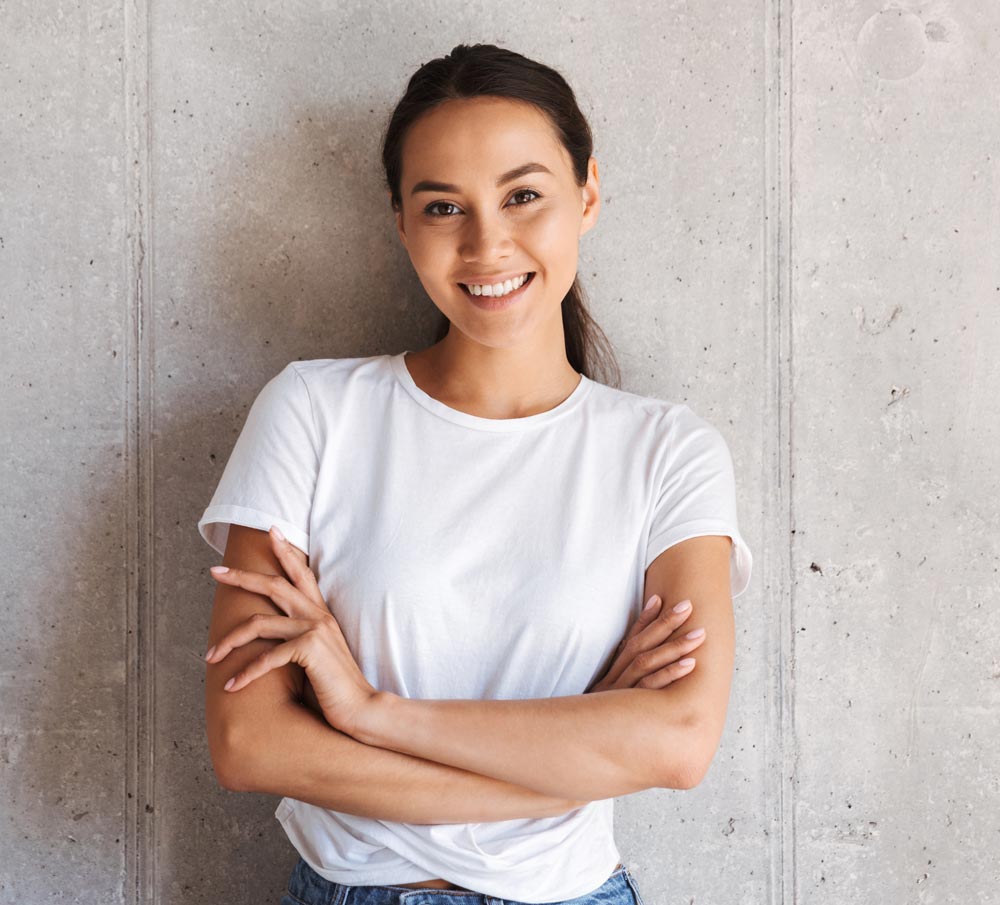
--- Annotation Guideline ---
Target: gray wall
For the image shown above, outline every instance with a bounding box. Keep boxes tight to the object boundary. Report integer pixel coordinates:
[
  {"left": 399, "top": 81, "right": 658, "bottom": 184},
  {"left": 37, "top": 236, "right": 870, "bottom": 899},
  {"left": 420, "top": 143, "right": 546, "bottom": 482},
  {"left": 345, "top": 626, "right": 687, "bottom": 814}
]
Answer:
[{"left": 2, "top": 2, "right": 997, "bottom": 903}]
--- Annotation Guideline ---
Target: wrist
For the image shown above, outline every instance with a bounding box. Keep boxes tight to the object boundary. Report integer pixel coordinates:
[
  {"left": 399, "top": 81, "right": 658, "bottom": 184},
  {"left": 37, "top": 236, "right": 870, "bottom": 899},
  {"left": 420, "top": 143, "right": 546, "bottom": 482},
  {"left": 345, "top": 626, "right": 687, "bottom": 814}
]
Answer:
[{"left": 354, "top": 690, "right": 401, "bottom": 747}]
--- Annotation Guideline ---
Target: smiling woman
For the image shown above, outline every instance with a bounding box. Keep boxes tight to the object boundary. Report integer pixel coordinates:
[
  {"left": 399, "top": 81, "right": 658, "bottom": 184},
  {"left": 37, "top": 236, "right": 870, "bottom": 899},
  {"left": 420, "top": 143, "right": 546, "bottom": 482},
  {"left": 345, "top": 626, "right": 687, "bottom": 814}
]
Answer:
[
  {"left": 198, "top": 42, "right": 752, "bottom": 905},
  {"left": 386, "top": 91, "right": 604, "bottom": 394}
]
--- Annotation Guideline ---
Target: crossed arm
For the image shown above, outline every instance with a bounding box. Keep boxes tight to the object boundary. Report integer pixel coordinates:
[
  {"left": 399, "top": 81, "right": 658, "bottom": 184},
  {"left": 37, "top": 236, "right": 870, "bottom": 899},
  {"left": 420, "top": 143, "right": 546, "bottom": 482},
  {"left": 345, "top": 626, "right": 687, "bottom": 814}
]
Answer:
[{"left": 206, "top": 525, "right": 736, "bottom": 822}]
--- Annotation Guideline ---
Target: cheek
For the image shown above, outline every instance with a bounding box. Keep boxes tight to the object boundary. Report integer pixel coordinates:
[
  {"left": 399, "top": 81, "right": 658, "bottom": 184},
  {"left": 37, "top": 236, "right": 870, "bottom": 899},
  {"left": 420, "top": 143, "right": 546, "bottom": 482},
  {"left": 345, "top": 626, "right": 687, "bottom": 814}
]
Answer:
[
  {"left": 522, "top": 207, "right": 580, "bottom": 258},
  {"left": 406, "top": 233, "right": 449, "bottom": 275}
]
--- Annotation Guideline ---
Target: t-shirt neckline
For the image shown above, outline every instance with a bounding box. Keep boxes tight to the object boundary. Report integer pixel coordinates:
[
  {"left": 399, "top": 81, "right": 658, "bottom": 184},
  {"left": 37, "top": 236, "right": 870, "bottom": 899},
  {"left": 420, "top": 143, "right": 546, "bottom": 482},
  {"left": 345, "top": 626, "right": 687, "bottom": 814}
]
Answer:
[{"left": 388, "top": 351, "right": 592, "bottom": 432}]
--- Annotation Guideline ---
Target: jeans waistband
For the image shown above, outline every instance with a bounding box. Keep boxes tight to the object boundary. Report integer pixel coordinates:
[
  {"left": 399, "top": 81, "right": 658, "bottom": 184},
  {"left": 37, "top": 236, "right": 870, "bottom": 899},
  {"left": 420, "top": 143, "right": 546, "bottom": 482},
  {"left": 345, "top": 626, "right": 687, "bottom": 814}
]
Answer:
[{"left": 282, "top": 857, "right": 645, "bottom": 905}]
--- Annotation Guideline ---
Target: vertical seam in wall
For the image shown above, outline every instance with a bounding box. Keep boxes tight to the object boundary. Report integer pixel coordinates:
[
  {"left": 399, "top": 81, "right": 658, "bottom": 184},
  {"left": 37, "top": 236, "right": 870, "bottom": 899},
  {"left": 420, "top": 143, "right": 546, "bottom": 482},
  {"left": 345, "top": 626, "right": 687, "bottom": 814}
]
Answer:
[
  {"left": 784, "top": 5, "right": 797, "bottom": 904},
  {"left": 764, "top": 0, "right": 796, "bottom": 903},
  {"left": 123, "top": 0, "right": 153, "bottom": 902}
]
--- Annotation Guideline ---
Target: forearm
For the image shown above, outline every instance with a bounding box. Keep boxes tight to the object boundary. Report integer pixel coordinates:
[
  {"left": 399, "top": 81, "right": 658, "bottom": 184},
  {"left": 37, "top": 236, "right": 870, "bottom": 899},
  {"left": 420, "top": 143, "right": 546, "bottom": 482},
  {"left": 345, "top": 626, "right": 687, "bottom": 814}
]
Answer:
[
  {"left": 224, "top": 699, "right": 587, "bottom": 824},
  {"left": 356, "top": 688, "right": 692, "bottom": 801}
]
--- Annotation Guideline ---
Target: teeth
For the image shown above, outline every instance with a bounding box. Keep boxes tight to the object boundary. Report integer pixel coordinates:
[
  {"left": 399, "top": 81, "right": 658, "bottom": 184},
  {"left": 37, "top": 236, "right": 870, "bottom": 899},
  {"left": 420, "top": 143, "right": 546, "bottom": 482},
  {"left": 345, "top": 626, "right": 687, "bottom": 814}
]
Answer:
[{"left": 464, "top": 273, "right": 530, "bottom": 297}]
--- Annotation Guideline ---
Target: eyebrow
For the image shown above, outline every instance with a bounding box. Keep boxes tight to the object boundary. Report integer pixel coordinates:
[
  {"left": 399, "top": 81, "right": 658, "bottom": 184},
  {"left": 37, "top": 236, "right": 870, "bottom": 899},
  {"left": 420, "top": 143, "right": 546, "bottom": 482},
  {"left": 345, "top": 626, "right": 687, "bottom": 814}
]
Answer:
[{"left": 409, "top": 162, "right": 555, "bottom": 196}]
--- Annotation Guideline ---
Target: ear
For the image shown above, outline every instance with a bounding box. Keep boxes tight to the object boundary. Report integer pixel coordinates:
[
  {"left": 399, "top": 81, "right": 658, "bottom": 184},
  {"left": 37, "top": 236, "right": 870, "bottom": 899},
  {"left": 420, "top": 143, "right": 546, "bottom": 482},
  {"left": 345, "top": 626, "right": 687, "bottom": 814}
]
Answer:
[
  {"left": 579, "top": 156, "right": 601, "bottom": 237},
  {"left": 390, "top": 192, "right": 408, "bottom": 250}
]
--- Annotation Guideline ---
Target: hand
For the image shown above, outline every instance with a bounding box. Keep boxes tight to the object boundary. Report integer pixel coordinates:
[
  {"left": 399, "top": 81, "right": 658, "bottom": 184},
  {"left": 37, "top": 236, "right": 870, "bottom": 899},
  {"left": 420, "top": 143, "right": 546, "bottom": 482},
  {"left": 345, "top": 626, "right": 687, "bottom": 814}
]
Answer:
[
  {"left": 205, "top": 525, "right": 379, "bottom": 738},
  {"left": 585, "top": 596, "right": 705, "bottom": 693},
  {"left": 301, "top": 675, "right": 324, "bottom": 717}
]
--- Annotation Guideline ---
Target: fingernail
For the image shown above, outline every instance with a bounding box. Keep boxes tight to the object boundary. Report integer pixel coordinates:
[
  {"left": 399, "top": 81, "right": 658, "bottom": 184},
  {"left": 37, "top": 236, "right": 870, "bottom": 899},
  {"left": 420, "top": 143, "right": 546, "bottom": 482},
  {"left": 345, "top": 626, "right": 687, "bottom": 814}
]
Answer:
[
  {"left": 204, "top": 645, "right": 216, "bottom": 661},
  {"left": 270, "top": 525, "right": 286, "bottom": 542},
  {"left": 673, "top": 599, "right": 692, "bottom": 613},
  {"left": 643, "top": 595, "right": 660, "bottom": 611},
  {"left": 685, "top": 628, "right": 705, "bottom": 639},
  {"left": 678, "top": 658, "right": 696, "bottom": 667},
  {"left": 210, "top": 566, "right": 229, "bottom": 574},
  {"left": 224, "top": 678, "right": 235, "bottom": 690}
]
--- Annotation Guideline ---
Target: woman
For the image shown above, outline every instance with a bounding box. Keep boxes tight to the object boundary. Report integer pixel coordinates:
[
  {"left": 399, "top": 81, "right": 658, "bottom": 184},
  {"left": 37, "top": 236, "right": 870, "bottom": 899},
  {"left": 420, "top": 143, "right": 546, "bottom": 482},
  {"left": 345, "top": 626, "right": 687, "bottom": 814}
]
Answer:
[{"left": 199, "top": 43, "right": 752, "bottom": 905}]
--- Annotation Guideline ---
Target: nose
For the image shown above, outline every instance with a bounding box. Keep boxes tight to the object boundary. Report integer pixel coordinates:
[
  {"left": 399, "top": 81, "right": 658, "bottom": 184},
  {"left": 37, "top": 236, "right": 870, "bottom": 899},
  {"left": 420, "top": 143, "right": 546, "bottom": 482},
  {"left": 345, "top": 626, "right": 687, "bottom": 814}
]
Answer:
[{"left": 459, "top": 211, "right": 515, "bottom": 264}]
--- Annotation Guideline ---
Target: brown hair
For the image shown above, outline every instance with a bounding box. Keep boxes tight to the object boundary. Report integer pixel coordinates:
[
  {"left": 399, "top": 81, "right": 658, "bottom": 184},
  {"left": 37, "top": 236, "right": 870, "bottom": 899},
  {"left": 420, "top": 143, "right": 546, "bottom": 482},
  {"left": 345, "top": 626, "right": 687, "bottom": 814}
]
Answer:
[{"left": 380, "top": 43, "right": 622, "bottom": 388}]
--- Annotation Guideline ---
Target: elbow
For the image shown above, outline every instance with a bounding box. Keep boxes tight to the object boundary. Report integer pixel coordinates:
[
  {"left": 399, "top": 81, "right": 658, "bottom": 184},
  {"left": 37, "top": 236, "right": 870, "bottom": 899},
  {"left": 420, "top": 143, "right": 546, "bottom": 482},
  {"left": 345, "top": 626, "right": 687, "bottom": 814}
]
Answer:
[
  {"left": 675, "top": 757, "right": 711, "bottom": 791},
  {"left": 658, "top": 715, "right": 716, "bottom": 791},
  {"left": 207, "top": 717, "right": 252, "bottom": 792},
  {"left": 660, "top": 757, "right": 709, "bottom": 791}
]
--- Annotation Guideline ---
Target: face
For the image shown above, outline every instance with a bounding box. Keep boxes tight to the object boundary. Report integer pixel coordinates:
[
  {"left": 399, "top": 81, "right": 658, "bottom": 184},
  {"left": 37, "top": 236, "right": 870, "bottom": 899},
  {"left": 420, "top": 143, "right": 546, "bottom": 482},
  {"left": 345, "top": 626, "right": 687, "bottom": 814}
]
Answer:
[{"left": 392, "top": 96, "right": 600, "bottom": 349}]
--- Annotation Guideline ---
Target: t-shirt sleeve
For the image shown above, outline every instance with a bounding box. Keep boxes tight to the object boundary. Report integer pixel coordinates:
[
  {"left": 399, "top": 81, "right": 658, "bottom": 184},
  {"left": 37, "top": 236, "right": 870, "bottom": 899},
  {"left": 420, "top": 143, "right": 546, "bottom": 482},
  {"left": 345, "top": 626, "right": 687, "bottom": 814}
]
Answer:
[
  {"left": 645, "top": 406, "right": 753, "bottom": 598},
  {"left": 197, "top": 362, "right": 319, "bottom": 558}
]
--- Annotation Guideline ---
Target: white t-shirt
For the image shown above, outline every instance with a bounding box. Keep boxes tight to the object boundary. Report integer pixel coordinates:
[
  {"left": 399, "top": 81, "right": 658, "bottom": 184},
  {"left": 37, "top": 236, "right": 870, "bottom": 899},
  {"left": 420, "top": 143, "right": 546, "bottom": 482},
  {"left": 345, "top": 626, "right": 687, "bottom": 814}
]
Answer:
[{"left": 197, "top": 352, "right": 752, "bottom": 902}]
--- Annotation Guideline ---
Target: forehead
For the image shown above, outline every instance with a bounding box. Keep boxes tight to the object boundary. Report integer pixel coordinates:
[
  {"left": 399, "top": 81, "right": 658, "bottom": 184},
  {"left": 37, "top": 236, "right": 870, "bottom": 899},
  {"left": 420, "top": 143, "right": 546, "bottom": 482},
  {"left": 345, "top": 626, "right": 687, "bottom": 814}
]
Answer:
[{"left": 400, "top": 97, "right": 570, "bottom": 187}]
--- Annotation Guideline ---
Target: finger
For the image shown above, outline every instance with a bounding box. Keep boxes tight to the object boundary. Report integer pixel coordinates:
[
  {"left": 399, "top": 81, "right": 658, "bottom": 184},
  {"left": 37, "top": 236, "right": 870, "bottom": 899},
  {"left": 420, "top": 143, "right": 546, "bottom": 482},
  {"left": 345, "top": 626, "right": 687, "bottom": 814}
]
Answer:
[
  {"left": 634, "top": 598, "right": 695, "bottom": 648},
  {"left": 606, "top": 596, "right": 661, "bottom": 670},
  {"left": 621, "top": 630, "right": 706, "bottom": 687},
  {"left": 630, "top": 595, "right": 692, "bottom": 641},
  {"left": 636, "top": 657, "right": 696, "bottom": 690},
  {"left": 267, "top": 524, "right": 308, "bottom": 563},
  {"left": 221, "top": 637, "right": 303, "bottom": 693},
  {"left": 206, "top": 613, "right": 312, "bottom": 664},
  {"left": 604, "top": 598, "right": 697, "bottom": 687},
  {"left": 268, "top": 525, "right": 326, "bottom": 609},
  {"left": 632, "top": 595, "right": 663, "bottom": 633},
  {"left": 599, "top": 596, "right": 676, "bottom": 689},
  {"left": 208, "top": 562, "right": 314, "bottom": 617}
]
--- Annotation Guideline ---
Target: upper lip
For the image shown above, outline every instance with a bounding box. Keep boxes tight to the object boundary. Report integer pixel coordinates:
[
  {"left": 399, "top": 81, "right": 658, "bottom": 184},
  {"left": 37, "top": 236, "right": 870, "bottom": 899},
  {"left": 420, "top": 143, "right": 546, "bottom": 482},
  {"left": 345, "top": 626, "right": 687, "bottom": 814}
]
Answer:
[{"left": 456, "top": 271, "right": 534, "bottom": 285}]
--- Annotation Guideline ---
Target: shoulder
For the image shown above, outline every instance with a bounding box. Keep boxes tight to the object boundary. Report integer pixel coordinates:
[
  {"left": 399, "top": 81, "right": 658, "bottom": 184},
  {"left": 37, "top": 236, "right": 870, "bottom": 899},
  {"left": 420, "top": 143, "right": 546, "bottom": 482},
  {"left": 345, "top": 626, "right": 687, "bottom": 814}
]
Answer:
[
  {"left": 585, "top": 380, "right": 724, "bottom": 451},
  {"left": 276, "top": 354, "right": 393, "bottom": 408},
  {"left": 585, "top": 379, "right": 680, "bottom": 424},
  {"left": 283, "top": 354, "right": 387, "bottom": 386}
]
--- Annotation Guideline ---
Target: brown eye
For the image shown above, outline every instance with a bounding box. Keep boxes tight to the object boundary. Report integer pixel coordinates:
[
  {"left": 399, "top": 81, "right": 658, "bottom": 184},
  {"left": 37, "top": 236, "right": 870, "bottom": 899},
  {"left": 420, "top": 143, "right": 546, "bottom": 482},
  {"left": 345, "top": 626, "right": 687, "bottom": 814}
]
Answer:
[
  {"left": 510, "top": 189, "right": 541, "bottom": 206},
  {"left": 423, "top": 189, "right": 540, "bottom": 219},
  {"left": 424, "top": 201, "right": 460, "bottom": 218}
]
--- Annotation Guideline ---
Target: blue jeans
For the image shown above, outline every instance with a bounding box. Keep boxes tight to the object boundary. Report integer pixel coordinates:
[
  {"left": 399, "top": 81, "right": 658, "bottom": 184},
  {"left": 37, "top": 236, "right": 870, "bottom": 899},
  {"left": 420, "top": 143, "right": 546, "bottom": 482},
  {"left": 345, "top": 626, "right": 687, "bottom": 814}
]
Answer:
[{"left": 280, "top": 857, "right": 647, "bottom": 905}]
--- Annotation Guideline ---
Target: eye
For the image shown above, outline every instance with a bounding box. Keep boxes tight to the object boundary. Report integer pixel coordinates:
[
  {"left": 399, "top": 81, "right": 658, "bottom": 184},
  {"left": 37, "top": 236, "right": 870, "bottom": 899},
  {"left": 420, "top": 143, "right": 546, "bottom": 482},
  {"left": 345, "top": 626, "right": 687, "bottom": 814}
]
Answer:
[
  {"left": 509, "top": 189, "right": 541, "bottom": 206},
  {"left": 422, "top": 189, "right": 542, "bottom": 219},
  {"left": 423, "top": 201, "right": 460, "bottom": 218}
]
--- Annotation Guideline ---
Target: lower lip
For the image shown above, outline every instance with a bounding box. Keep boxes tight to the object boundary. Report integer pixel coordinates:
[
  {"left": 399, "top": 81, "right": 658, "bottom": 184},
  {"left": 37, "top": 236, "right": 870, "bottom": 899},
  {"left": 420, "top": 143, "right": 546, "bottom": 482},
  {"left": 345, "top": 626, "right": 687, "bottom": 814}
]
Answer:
[{"left": 459, "top": 273, "right": 535, "bottom": 311}]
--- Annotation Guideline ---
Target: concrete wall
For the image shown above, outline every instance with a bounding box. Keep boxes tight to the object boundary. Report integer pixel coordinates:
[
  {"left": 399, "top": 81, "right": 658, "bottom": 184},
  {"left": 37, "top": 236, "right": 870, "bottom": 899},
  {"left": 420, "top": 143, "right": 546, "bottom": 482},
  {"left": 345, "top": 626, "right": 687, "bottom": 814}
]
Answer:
[{"left": 2, "top": 2, "right": 997, "bottom": 902}]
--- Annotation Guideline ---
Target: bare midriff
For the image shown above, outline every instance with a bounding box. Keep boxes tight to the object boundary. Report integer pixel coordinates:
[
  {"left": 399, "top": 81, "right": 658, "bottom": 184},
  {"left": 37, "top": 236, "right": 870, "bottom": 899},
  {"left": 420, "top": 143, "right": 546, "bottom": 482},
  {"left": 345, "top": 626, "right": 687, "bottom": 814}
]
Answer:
[
  {"left": 388, "top": 863, "right": 623, "bottom": 892},
  {"left": 392, "top": 879, "right": 474, "bottom": 890}
]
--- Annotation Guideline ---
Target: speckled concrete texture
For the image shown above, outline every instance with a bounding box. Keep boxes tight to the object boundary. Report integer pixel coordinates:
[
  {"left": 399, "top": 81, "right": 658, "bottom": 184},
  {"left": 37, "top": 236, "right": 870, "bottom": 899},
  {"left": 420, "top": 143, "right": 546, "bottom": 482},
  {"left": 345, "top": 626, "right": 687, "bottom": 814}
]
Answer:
[{"left": 1, "top": 1, "right": 998, "bottom": 903}]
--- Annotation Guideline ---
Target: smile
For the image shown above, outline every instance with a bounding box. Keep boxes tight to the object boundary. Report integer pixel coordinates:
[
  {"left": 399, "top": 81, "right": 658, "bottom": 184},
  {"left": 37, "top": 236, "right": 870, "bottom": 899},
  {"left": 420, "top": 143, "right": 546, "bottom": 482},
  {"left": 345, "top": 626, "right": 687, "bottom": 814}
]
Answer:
[{"left": 459, "top": 272, "right": 534, "bottom": 298}]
